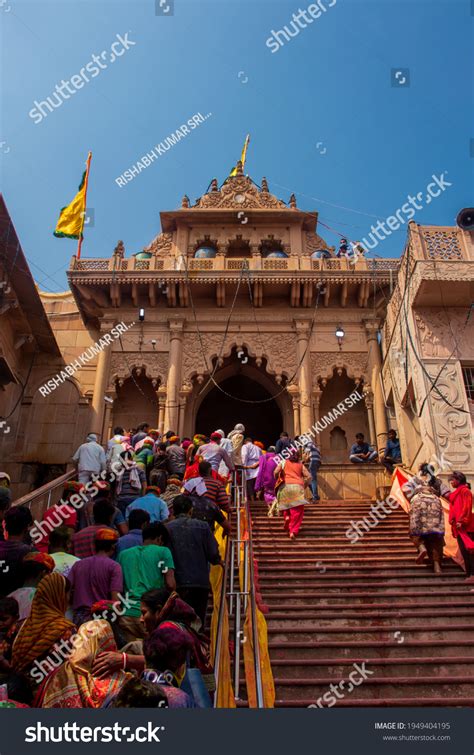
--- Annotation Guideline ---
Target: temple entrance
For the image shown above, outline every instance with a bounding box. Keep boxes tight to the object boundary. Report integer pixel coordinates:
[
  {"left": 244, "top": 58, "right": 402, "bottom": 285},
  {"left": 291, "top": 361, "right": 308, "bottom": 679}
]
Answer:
[
  {"left": 112, "top": 374, "right": 158, "bottom": 433},
  {"left": 195, "top": 375, "right": 283, "bottom": 448}
]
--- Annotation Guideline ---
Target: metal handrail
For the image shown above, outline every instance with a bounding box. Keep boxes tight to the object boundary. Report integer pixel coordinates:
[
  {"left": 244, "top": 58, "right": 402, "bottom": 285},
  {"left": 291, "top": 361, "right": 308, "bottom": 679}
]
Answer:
[{"left": 12, "top": 469, "right": 76, "bottom": 511}]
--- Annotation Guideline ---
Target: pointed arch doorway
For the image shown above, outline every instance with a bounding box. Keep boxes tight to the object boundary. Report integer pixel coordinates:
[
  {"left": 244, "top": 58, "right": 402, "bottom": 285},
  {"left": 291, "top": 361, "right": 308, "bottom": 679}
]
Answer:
[{"left": 195, "top": 374, "right": 283, "bottom": 448}]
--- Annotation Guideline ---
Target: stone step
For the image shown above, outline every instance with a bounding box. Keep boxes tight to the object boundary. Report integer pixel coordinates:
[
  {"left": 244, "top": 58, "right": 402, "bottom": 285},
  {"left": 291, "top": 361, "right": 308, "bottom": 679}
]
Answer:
[
  {"left": 268, "top": 639, "right": 474, "bottom": 660},
  {"left": 271, "top": 657, "right": 474, "bottom": 679},
  {"left": 260, "top": 580, "right": 470, "bottom": 593},
  {"left": 266, "top": 609, "right": 474, "bottom": 627},
  {"left": 255, "top": 555, "right": 431, "bottom": 565},
  {"left": 257, "top": 569, "right": 462, "bottom": 583},
  {"left": 272, "top": 677, "right": 474, "bottom": 702},
  {"left": 260, "top": 599, "right": 474, "bottom": 611},
  {"left": 274, "top": 696, "right": 474, "bottom": 708},
  {"left": 267, "top": 622, "right": 474, "bottom": 643}
]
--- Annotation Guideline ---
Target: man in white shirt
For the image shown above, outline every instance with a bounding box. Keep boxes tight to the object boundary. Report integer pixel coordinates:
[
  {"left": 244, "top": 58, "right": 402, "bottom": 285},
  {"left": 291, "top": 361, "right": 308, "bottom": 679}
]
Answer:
[
  {"left": 106, "top": 426, "right": 126, "bottom": 468},
  {"left": 214, "top": 429, "right": 234, "bottom": 478},
  {"left": 72, "top": 433, "right": 106, "bottom": 485},
  {"left": 241, "top": 438, "right": 262, "bottom": 501}
]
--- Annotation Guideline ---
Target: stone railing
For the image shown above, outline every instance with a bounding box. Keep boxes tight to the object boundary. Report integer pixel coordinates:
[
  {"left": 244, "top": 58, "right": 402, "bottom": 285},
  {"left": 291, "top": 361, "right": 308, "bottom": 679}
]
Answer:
[
  {"left": 409, "top": 223, "right": 474, "bottom": 262},
  {"left": 71, "top": 255, "right": 401, "bottom": 274}
]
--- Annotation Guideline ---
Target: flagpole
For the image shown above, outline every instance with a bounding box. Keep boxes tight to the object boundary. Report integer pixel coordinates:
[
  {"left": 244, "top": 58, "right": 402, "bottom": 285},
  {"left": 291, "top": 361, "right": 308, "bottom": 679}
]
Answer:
[{"left": 76, "top": 151, "right": 92, "bottom": 260}]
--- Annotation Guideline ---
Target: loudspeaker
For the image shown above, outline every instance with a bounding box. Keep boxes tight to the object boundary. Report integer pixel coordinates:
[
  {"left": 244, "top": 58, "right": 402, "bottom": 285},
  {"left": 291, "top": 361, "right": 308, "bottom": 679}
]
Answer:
[{"left": 456, "top": 208, "right": 474, "bottom": 231}]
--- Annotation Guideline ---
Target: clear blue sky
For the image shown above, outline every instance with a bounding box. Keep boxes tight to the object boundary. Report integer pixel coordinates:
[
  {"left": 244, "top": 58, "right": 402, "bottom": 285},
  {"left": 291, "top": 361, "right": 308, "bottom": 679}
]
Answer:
[{"left": 1, "top": 0, "right": 472, "bottom": 292}]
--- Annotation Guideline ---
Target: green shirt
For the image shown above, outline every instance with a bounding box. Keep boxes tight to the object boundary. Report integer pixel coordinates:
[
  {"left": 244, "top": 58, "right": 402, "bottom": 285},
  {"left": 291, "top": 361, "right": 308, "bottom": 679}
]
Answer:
[{"left": 117, "top": 544, "right": 174, "bottom": 617}]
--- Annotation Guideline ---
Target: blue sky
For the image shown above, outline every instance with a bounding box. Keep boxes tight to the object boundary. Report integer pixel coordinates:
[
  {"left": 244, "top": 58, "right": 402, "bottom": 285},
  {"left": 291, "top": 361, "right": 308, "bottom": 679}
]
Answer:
[{"left": 1, "top": 0, "right": 472, "bottom": 292}]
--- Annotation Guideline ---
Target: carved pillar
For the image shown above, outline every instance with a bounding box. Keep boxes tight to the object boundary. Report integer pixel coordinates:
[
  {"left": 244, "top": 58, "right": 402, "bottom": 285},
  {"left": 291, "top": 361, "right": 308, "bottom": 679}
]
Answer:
[
  {"left": 178, "top": 382, "right": 192, "bottom": 438},
  {"left": 102, "top": 395, "right": 114, "bottom": 442},
  {"left": 287, "top": 384, "right": 300, "bottom": 436},
  {"left": 164, "top": 320, "right": 184, "bottom": 432},
  {"left": 294, "top": 321, "right": 313, "bottom": 433},
  {"left": 90, "top": 324, "right": 114, "bottom": 435},
  {"left": 364, "top": 319, "right": 389, "bottom": 449},
  {"left": 157, "top": 386, "right": 167, "bottom": 433},
  {"left": 312, "top": 387, "right": 323, "bottom": 425},
  {"left": 363, "top": 386, "right": 377, "bottom": 447}
]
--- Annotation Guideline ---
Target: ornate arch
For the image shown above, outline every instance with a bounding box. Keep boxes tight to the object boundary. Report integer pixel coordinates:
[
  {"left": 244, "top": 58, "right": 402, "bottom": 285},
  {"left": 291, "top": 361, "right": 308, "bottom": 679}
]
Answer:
[
  {"left": 310, "top": 352, "right": 368, "bottom": 386},
  {"left": 181, "top": 333, "right": 299, "bottom": 385},
  {"left": 108, "top": 352, "right": 169, "bottom": 390}
]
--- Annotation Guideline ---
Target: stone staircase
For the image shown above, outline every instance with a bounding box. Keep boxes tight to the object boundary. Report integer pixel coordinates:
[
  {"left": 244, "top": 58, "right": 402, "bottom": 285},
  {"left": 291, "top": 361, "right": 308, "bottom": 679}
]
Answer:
[{"left": 251, "top": 498, "right": 474, "bottom": 707}]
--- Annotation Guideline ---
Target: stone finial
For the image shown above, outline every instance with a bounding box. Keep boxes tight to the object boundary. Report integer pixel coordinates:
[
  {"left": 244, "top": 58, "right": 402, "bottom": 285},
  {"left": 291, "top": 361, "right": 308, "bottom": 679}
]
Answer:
[
  {"left": 236, "top": 160, "right": 243, "bottom": 176},
  {"left": 210, "top": 178, "right": 218, "bottom": 192},
  {"left": 113, "top": 240, "right": 125, "bottom": 257},
  {"left": 181, "top": 194, "right": 190, "bottom": 208},
  {"left": 261, "top": 177, "right": 269, "bottom": 193},
  {"left": 289, "top": 193, "right": 297, "bottom": 209}
]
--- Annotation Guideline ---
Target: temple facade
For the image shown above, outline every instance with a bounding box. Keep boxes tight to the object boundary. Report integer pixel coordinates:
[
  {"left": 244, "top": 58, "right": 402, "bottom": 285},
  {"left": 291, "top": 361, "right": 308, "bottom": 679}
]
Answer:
[{"left": 1, "top": 168, "right": 473, "bottom": 497}]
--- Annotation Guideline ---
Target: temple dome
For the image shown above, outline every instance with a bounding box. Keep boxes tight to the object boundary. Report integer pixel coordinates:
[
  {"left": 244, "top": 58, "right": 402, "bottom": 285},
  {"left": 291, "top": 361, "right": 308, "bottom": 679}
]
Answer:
[
  {"left": 194, "top": 245, "right": 217, "bottom": 259},
  {"left": 265, "top": 250, "right": 288, "bottom": 258}
]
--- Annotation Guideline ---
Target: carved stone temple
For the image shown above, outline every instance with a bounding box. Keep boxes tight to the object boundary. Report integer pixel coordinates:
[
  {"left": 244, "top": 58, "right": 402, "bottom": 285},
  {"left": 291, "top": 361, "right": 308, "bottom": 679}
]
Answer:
[{"left": 1, "top": 169, "right": 473, "bottom": 498}]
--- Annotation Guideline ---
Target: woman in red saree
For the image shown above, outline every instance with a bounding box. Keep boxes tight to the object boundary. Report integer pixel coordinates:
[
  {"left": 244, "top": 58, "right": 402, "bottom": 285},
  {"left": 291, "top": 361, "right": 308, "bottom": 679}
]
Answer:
[
  {"left": 274, "top": 450, "right": 311, "bottom": 539},
  {"left": 446, "top": 471, "right": 474, "bottom": 583}
]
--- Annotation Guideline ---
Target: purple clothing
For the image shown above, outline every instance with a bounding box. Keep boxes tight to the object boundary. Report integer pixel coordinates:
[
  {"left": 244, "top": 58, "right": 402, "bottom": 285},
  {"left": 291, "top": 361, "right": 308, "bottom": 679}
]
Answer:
[
  {"left": 68, "top": 555, "right": 123, "bottom": 610},
  {"left": 255, "top": 453, "right": 277, "bottom": 504}
]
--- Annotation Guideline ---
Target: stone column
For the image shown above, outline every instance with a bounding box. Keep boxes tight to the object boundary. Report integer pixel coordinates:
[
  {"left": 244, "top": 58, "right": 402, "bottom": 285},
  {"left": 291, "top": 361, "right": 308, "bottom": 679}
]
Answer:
[
  {"left": 90, "top": 324, "right": 113, "bottom": 435},
  {"left": 294, "top": 321, "right": 313, "bottom": 433},
  {"left": 287, "top": 384, "right": 300, "bottom": 436},
  {"left": 363, "top": 386, "right": 377, "bottom": 447},
  {"left": 312, "top": 387, "right": 323, "bottom": 425},
  {"left": 178, "top": 382, "right": 192, "bottom": 438},
  {"left": 102, "top": 395, "right": 114, "bottom": 443},
  {"left": 163, "top": 320, "right": 184, "bottom": 432},
  {"left": 157, "top": 386, "right": 167, "bottom": 433},
  {"left": 364, "top": 319, "right": 389, "bottom": 450}
]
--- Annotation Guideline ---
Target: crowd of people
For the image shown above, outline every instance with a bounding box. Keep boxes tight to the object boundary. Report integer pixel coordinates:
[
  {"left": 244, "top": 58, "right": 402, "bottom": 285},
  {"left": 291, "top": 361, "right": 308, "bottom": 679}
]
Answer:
[{"left": 0, "top": 423, "right": 472, "bottom": 708}]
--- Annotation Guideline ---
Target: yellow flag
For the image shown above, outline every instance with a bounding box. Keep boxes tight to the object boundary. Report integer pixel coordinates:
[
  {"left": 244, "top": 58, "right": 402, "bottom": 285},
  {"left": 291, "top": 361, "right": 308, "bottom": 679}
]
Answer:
[
  {"left": 229, "top": 134, "right": 250, "bottom": 176},
  {"left": 53, "top": 153, "right": 91, "bottom": 240}
]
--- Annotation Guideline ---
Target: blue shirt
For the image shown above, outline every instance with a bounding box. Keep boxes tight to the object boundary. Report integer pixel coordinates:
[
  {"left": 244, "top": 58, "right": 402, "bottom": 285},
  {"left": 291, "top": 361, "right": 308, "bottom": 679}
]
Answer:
[
  {"left": 385, "top": 438, "right": 402, "bottom": 460},
  {"left": 304, "top": 442, "right": 321, "bottom": 466},
  {"left": 116, "top": 528, "right": 143, "bottom": 554},
  {"left": 126, "top": 493, "right": 169, "bottom": 522},
  {"left": 350, "top": 442, "right": 371, "bottom": 456}
]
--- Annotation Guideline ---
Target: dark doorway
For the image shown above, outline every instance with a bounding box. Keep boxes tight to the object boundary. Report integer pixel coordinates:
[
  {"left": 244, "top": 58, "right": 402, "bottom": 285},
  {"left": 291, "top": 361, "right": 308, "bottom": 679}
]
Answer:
[{"left": 195, "top": 375, "right": 282, "bottom": 448}]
